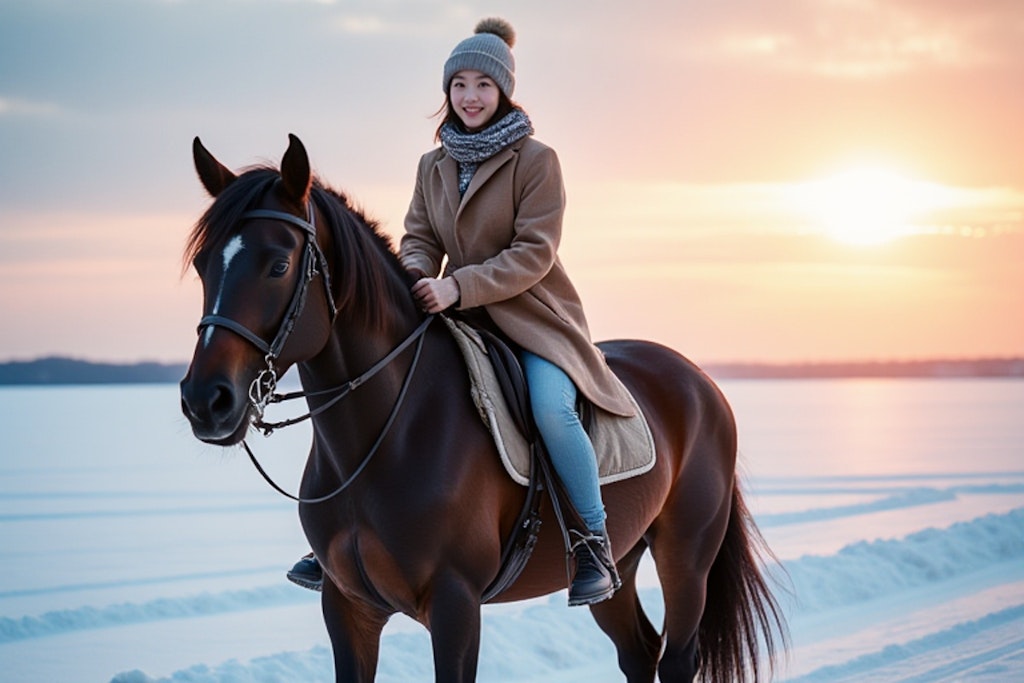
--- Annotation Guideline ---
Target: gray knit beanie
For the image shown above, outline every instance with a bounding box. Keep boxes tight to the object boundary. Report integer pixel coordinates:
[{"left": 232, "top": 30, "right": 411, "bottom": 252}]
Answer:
[{"left": 442, "top": 18, "right": 516, "bottom": 98}]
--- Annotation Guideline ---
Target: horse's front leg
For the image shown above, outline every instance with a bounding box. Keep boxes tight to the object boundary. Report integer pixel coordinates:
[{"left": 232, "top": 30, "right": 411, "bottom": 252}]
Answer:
[
  {"left": 427, "top": 571, "right": 483, "bottom": 683},
  {"left": 322, "top": 578, "right": 390, "bottom": 682}
]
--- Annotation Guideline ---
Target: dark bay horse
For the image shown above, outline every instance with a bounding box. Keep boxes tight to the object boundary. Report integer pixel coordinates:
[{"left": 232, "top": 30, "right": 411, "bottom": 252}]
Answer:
[{"left": 179, "top": 134, "right": 785, "bottom": 682}]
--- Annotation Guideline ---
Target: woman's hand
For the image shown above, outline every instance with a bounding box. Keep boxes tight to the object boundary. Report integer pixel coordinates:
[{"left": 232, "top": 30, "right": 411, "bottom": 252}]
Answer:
[{"left": 411, "top": 276, "right": 461, "bottom": 313}]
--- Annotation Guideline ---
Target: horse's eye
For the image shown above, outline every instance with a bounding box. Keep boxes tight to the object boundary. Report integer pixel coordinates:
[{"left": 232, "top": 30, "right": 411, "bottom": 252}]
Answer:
[{"left": 270, "top": 260, "right": 290, "bottom": 278}]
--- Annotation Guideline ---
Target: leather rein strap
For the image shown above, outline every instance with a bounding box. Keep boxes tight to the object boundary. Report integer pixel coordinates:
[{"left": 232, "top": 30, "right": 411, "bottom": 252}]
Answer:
[
  {"left": 242, "top": 314, "right": 434, "bottom": 504},
  {"left": 252, "top": 314, "right": 435, "bottom": 435}
]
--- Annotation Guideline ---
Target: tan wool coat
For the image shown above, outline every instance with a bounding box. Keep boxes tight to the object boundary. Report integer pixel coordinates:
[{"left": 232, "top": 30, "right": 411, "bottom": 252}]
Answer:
[{"left": 400, "top": 136, "right": 635, "bottom": 417}]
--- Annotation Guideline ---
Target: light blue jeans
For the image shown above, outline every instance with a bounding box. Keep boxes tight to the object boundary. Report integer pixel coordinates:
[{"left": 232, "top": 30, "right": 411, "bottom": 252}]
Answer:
[{"left": 520, "top": 350, "right": 606, "bottom": 532}]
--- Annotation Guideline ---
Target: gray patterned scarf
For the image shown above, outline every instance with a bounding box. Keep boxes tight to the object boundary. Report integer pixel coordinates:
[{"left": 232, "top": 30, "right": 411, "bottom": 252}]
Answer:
[{"left": 440, "top": 109, "right": 534, "bottom": 195}]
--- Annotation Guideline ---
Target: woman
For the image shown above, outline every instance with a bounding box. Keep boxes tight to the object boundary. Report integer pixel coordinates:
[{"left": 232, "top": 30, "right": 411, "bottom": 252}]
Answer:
[
  {"left": 289, "top": 17, "right": 634, "bottom": 607},
  {"left": 401, "top": 17, "right": 636, "bottom": 607}
]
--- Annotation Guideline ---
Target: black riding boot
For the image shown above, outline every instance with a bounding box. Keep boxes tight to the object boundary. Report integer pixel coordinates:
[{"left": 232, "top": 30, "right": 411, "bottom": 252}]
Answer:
[
  {"left": 286, "top": 552, "right": 323, "bottom": 592},
  {"left": 567, "top": 529, "right": 620, "bottom": 606}
]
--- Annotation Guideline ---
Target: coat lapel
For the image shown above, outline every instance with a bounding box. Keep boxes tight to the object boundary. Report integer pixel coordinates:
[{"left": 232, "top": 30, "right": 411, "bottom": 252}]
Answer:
[
  {"left": 457, "top": 146, "right": 517, "bottom": 220},
  {"left": 436, "top": 154, "right": 461, "bottom": 218}
]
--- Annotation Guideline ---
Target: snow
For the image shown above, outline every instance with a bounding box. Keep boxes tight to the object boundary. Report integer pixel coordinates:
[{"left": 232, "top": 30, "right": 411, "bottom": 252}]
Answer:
[{"left": 1, "top": 379, "right": 1022, "bottom": 682}]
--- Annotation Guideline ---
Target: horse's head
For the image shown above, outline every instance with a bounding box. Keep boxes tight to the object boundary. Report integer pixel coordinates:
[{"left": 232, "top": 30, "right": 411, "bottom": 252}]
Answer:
[{"left": 180, "top": 135, "right": 336, "bottom": 444}]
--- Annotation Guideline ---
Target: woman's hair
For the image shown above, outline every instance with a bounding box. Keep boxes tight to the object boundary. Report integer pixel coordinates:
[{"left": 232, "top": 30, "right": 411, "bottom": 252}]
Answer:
[{"left": 433, "top": 89, "right": 521, "bottom": 142}]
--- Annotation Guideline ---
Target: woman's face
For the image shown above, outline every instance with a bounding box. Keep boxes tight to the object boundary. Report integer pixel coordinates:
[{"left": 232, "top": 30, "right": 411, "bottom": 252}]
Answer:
[{"left": 449, "top": 70, "right": 500, "bottom": 132}]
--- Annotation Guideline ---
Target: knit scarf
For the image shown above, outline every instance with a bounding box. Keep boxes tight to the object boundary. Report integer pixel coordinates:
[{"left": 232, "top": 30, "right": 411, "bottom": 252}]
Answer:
[{"left": 440, "top": 109, "right": 534, "bottom": 196}]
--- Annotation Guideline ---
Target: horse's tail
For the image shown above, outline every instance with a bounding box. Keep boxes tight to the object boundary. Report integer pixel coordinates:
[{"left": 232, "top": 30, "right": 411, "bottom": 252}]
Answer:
[{"left": 698, "top": 481, "right": 788, "bottom": 683}]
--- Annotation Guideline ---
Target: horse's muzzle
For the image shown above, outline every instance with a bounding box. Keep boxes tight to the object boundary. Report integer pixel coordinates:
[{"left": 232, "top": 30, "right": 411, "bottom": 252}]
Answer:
[{"left": 180, "top": 372, "right": 252, "bottom": 445}]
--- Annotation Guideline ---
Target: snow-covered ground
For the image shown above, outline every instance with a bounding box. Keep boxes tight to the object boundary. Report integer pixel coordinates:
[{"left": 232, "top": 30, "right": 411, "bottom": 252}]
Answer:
[{"left": 2, "top": 379, "right": 1022, "bottom": 682}]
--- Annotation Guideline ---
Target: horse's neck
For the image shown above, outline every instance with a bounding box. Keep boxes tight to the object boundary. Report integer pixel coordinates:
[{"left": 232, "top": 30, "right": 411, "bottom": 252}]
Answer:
[
  {"left": 298, "top": 214, "right": 433, "bottom": 463},
  {"left": 301, "top": 238, "right": 421, "bottom": 389}
]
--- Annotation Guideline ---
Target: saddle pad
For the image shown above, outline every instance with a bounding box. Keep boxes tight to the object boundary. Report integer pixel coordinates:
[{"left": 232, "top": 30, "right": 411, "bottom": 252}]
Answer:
[{"left": 442, "top": 316, "right": 656, "bottom": 487}]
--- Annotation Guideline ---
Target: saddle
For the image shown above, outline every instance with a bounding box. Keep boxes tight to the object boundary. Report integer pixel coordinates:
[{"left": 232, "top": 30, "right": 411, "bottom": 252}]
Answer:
[
  {"left": 440, "top": 314, "right": 655, "bottom": 602},
  {"left": 442, "top": 316, "right": 656, "bottom": 486}
]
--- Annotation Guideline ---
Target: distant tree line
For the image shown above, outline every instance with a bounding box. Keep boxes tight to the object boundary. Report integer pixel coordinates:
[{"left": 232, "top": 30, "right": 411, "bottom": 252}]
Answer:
[
  {"left": 704, "top": 358, "right": 1024, "bottom": 379},
  {"left": 0, "top": 357, "right": 188, "bottom": 385}
]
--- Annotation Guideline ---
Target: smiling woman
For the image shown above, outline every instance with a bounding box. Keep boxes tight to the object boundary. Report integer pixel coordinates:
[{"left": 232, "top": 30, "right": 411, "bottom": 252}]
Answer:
[{"left": 788, "top": 165, "right": 961, "bottom": 245}]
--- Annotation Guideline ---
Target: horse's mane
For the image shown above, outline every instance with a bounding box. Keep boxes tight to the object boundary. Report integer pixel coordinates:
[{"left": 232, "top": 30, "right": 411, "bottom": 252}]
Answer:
[{"left": 184, "top": 166, "right": 414, "bottom": 333}]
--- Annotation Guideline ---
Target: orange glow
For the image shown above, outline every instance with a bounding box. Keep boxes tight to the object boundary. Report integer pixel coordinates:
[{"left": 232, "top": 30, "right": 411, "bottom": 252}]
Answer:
[{"left": 785, "top": 166, "right": 963, "bottom": 245}]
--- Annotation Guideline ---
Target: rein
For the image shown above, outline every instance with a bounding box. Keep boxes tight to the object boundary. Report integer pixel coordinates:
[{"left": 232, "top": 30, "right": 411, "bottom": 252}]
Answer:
[
  {"left": 243, "top": 314, "right": 434, "bottom": 504},
  {"left": 249, "top": 315, "right": 435, "bottom": 435}
]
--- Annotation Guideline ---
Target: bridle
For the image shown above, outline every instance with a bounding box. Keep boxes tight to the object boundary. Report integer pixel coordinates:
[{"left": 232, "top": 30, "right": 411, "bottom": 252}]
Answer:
[
  {"left": 194, "top": 200, "right": 435, "bottom": 504},
  {"left": 198, "top": 203, "right": 338, "bottom": 408}
]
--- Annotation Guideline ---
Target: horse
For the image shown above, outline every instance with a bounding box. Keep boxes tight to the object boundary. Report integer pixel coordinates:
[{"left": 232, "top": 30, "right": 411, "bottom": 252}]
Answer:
[{"left": 179, "top": 134, "right": 785, "bottom": 682}]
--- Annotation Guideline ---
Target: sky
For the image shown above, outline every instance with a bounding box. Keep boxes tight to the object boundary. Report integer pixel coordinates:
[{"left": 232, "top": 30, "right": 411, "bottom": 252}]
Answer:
[{"left": 1, "top": 0, "right": 1022, "bottom": 364}]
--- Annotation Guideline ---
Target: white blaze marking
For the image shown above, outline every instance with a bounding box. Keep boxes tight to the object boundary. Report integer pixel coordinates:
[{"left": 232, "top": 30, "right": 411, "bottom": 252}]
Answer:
[{"left": 203, "top": 235, "right": 245, "bottom": 347}]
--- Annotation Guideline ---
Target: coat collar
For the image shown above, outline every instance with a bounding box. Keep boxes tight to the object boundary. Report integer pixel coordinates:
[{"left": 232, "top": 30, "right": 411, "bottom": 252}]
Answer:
[{"left": 434, "top": 141, "right": 524, "bottom": 219}]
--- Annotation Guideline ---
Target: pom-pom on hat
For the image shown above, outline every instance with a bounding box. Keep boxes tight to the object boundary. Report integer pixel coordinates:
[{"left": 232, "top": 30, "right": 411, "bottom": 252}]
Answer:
[{"left": 443, "top": 18, "right": 517, "bottom": 98}]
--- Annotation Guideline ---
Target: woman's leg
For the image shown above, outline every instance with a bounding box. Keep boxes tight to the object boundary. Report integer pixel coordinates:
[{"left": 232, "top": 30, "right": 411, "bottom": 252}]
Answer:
[
  {"left": 520, "top": 350, "right": 605, "bottom": 531},
  {"left": 521, "top": 351, "right": 618, "bottom": 606}
]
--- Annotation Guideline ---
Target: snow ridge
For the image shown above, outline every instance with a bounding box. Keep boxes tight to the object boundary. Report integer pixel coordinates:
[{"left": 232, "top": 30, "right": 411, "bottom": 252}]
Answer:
[
  {"left": 0, "top": 585, "right": 314, "bottom": 643},
  {"left": 786, "top": 603, "right": 1024, "bottom": 682},
  {"left": 758, "top": 487, "right": 957, "bottom": 527},
  {"left": 778, "top": 507, "right": 1024, "bottom": 612}
]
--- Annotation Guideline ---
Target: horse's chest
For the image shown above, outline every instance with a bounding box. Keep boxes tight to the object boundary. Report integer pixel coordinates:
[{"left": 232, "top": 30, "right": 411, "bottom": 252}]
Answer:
[{"left": 316, "top": 516, "right": 439, "bottom": 614}]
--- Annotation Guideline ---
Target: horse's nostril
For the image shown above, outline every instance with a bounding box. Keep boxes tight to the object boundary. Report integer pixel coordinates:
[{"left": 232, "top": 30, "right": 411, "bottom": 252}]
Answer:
[
  {"left": 181, "top": 377, "right": 238, "bottom": 424},
  {"left": 181, "top": 374, "right": 249, "bottom": 444},
  {"left": 210, "top": 383, "right": 235, "bottom": 418}
]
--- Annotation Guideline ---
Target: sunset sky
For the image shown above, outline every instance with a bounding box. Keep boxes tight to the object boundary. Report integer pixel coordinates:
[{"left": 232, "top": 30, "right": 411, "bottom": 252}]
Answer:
[{"left": 1, "top": 0, "right": 1022, "bottom": 364}]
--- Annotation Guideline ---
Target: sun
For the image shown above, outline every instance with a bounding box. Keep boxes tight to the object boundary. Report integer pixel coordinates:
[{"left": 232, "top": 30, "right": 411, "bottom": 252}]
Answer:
[{"left": 789, "top": 165, "right": 954, "bottom": 245}]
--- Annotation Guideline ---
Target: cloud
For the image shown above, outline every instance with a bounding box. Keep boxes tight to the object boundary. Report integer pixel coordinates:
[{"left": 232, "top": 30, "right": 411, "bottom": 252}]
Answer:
[
  {"left": 334, "top": 14, "right": 392, "bottom": 34},
  {"left": 688, "top": 0, "right": 1023, "bottom": 78},
  {"left": 0, "top": 96, "right": 61, "bottom": 117},
  {"left": 564, "top": 177, "right": 1024, "bottom": 247}
]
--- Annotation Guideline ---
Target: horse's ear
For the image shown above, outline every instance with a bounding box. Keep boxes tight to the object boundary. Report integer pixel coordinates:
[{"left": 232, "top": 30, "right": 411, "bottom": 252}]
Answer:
[
  {"left": 193, "top": 137, "right": 237, "bottom": 197},
  {"left": 280, "top": 133, "right": 312, "bottom": 207}
]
